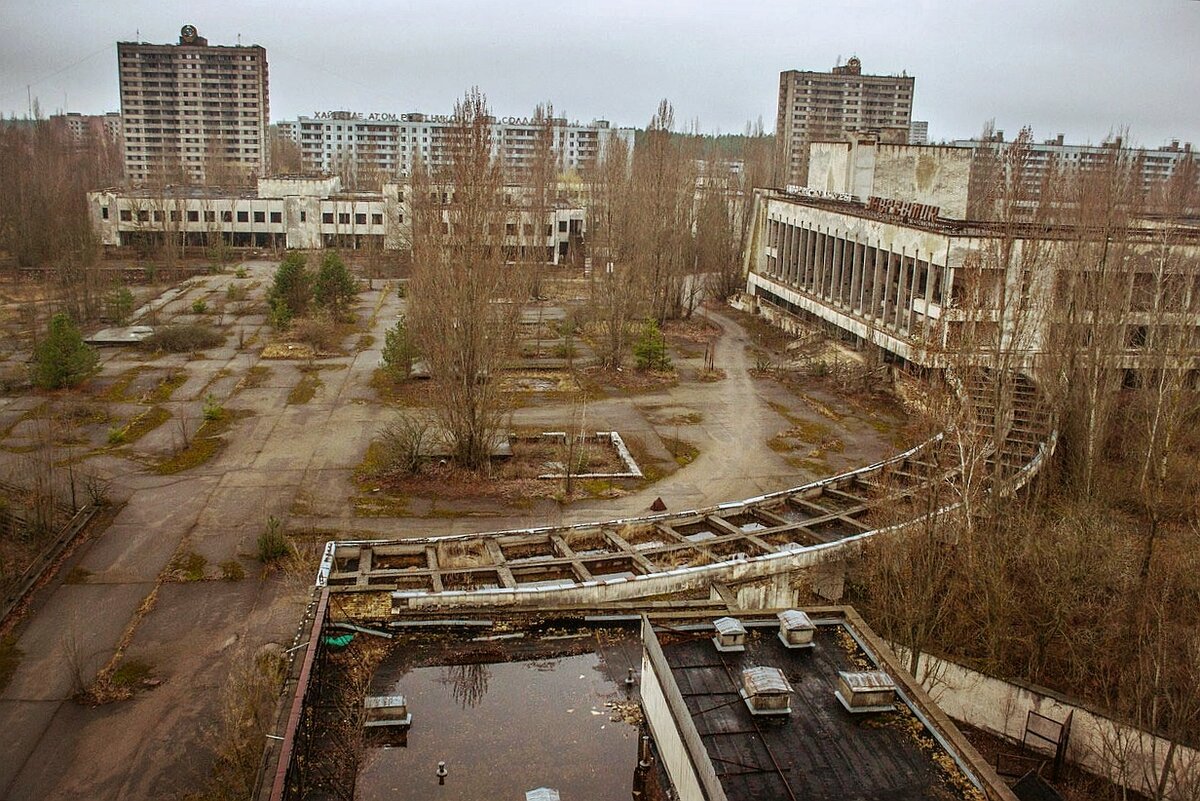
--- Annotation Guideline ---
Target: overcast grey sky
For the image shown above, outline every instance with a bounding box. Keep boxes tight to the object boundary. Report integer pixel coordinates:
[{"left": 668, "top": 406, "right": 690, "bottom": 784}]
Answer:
[{"left": 2, "top": 0, "right": 1198, "bottom": 147}]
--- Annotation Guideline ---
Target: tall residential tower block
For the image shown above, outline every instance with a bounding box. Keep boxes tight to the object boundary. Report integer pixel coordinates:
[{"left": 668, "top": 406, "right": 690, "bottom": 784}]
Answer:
[
  {"left": 776, "top": 58, "right": 914, "bottom": 187},
  {"left": 118, "top": 24, "right": 269, "bottom": 185}
]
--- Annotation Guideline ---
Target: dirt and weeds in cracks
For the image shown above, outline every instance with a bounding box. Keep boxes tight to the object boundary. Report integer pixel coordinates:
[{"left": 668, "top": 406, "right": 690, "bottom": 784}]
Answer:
[
  {"left": 663, "top": 435, "right": 699, "bottom": 466},
  {"left": 115, "top": 405, "right": 171, "bottom": 445},
  {"left": 110, "top": 658, "right": 155, "bottom": 688},
  {"left": 170, "top": 550, "right": 208, "bottom": 581},
  {"left": 287, "top": 370, "right": 322, "bottom": 405},
  {"left": 0, "top": 636, "right": 22, "bottom": 694},
  {"left": 219, "top": 559, "right": 246, "bottom": 581},
  {"left": 153, "top": 408, "right": 249, "bottom": 474}
]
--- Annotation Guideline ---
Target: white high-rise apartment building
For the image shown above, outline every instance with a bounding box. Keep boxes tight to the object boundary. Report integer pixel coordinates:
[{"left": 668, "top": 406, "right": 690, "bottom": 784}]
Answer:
[
  {"left": 118, "top": 24, "right": 269, "bottom": 185},
  {"left": 291, "top": 112, "right": 635, "bottom": 178}
]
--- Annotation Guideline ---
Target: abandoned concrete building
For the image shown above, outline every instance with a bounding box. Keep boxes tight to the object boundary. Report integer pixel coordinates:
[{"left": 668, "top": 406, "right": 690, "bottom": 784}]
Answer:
[
  {"left": 118, "top": 25, "right": 270, "bottom": 185},
  {"left": 776, "top": 58, "right": 915, "bottom": 187},
  {"left": 284, "top": 111, "right": 635, "bottom": 179},
  {"left": 86, "top": 175, "right": 587, "bottom": 262},
  {"left": 743, "top": 137, "right": 1200, "bottom": 372}
]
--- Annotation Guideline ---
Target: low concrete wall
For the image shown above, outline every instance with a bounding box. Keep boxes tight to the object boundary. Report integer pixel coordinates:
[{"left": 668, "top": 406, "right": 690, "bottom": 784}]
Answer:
[
  {"left": 640, "top": 617, "right": 728, "bottom": 801},
  {"left": 894, "top": 646, "right": 1200, "bottom": 799}
]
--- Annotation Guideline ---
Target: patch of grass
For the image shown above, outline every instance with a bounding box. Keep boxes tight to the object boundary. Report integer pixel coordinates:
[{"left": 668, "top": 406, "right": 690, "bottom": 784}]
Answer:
[
  {"left": 663, "top": 435, "right": 699, "bottom": 466},
  {"left": 0, "top": 637, "right": 23, "bottom": 694},
  {"left": 219, "top": 559, "right": 245, "bottom": 581},
  {"left": 225, "top": 284, "right": 248, "bottom": 302},
  {"left": 120, "top": 405, "right": 171, "bottom": 444},
  {"left": 355, "top": 333, "right": 375, "bottom": 352},
  {"left": 352, "top": 492, "right": 411, "bottom": 517},
  {"left": 170, "top": 550, "right": 207, "bottom": 581},
  {"left": 110, "top": 658, "right": 154, "bottom": 688},
  {"left": 236, "top": 365, "right": 270, "bottom": 392},
  {"left": 107, "top": 427, "right": 128, "bottom": 445},
  {"left": 64, "top": 565, "right": 93, "bottom": 584},
  {"left": 286, "top": 372, "right": 322, "bottom": 405},
  {"left": 99, "top": 366, "right": 150, "bottom": 403},
  {"left": 153, "top": 409, "right": 249, "bottom": 474},
  {"left": 666, "top": 411, "right": 703, "bottom": 426},
  {"left": 697, "top": 368, "right": 726, "bottom": 382},
  {"left": 147, "top": 370, "right": 187, "bottom": 403}
]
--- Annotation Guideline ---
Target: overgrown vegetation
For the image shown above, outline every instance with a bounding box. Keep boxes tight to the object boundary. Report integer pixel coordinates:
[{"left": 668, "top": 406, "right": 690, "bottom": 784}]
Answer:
[{"left": 141, "top": 323, "right": 224, "bottom": 353}]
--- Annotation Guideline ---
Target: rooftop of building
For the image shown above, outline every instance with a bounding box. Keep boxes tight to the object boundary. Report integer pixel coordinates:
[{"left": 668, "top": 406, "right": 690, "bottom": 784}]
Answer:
[
  {"left": 648, "top": 612, "right": 999, "bottom": 801},
  {"left": 764, "top": 187, "right": 1200, "bottom": 241},
  {"left": 348, "top": 622, "right": 646, "bottom": 801}
]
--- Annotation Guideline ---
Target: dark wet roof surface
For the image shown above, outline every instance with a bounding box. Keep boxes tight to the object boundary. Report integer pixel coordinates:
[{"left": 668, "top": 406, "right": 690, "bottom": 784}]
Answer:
[{"left": 658, "top": 623, "right": 983, "bottom": 801}]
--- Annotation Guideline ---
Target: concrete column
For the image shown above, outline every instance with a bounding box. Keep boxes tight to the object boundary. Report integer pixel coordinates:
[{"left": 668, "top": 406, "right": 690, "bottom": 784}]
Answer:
[
  {"left": 830, "top": 235, "right": 843, "bottom": 302},
  {"left": 895, "top": 252, "right": 911, "bottom": 332}
]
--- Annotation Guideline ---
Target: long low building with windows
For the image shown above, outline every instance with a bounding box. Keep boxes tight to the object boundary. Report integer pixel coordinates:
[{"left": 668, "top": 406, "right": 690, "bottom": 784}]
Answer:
[
  {"left": 743, "top": 139, "right": 1200, "bottom": 372},
  {"left": 86, "top": 175, "right": 586, "bottom": 263}
]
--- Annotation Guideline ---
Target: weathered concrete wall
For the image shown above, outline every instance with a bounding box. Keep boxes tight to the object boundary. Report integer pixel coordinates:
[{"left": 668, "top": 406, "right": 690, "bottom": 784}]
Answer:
[
  {"left": 871, "top": 144, "right": 972, "bottom": 220},
  {"left": 894, "top": 646, "right": 1200, "bottom": 799},
  {"left": 641, "top": 618, "right": 729, "bottom": 801}
]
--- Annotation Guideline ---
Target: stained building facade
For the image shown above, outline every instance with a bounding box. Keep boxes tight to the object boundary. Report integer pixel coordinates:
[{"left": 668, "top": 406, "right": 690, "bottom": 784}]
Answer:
[
  {"left": 776, "top": 58, "right": 914, "bottom": 188},
  {"left": 118, "top": 25, "right": 270, "bottom": 185}
]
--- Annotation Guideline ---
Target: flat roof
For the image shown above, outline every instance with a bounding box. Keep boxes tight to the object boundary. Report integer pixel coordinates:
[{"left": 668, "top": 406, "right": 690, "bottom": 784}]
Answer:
[
  {"left": 352, "top": 626, "right": 644, "bottom": 801},
  {"left": 654, "top": 619, "right": 991, "bottom": 801}
]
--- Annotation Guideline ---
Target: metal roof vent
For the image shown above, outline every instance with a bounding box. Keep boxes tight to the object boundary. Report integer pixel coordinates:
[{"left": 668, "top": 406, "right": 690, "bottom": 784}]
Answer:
[
  {"left": 740, "top": 666, "right": 793, "bottom": 716},
  {"left": 526, "top": 789, "right": 561, "bottom": 801},
  {"left": 363, "top": 694, "right": 412, "bottom": 727},
  {"left": 835, "top": 671, "right": 896, "bottom": 714},
  {"left": 712, "top": 616, "right": 747, "bottom": 652},
  {"left": 777, "top": 609, "right": 816, "bottom": 649}
]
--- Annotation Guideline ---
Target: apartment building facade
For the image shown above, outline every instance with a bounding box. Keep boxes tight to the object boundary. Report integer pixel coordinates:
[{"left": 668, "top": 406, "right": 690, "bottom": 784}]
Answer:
[
  {"left": 49, "top": 112, "right": 123, "bottom": 147},
  {"left": 776, "top": 58, "right": 914, "bottom": 188},
  {"left": 118, "top": 24, "right": 270, "bottom": 185},
  {"left": 290, "top": 111, "right": 634, "bottom": 179}
]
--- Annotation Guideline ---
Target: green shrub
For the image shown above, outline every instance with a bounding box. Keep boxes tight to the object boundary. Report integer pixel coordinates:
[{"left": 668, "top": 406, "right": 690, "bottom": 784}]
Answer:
[
  {"left": 235, "top": 266, "right": 248, "bottom": 279},
  {"left": 31, "top": 313, "right": 98, "bottom": 389},
  {"left": 267, "top": 252, "right": 312, "bottom": 328},
  {"left": 381, "top": 317, "right": 417, "bottom": 380},
  {"left": 314, "top": 251, "right": 358, "bottom": 318},
  {"left": 191, "top": 298, "right": 208, "bottom": 315},
  {"left": 141, "top": 324, "right": 224, "bottom": 353},
  {"left": 633, "top": 319, "right": 671, "bottom": 371},
  {"left": 107, "top": 426, "right": 128, "bottom": 445},
  {"left": 225, "top": 284, "right": 248, "bottom": 302},
  {"left": 257, "top": 515, "right": 290, "bottom": 563}
]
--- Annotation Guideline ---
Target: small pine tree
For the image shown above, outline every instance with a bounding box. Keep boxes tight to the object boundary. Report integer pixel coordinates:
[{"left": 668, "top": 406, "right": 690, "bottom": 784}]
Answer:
[
  {"left": 313, "top": 251, "right": 358, "bottom": 319},
  {"left": 106, "top": 287, "right": 135, "bottom": 326},
  {"left": 267, "top": 251, "right": 312, "bottom": 328},
  {"left": 633, "top": 319, "right": 671, "bottom": 371},
  {"left": 31, "top": 313, "right": 99, "bottom": 389},
  {"left": 381, "top": 316, "right": 417, "bottom": 380}
]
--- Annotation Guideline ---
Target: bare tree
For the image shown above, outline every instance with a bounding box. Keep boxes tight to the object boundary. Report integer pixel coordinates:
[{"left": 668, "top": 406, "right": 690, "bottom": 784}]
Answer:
[
  {"left": 583, "top": 135, "right": 644, "bottom": 368},
  {"left": 407, "top": 88, "right": 521, "bottom": 469}
]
